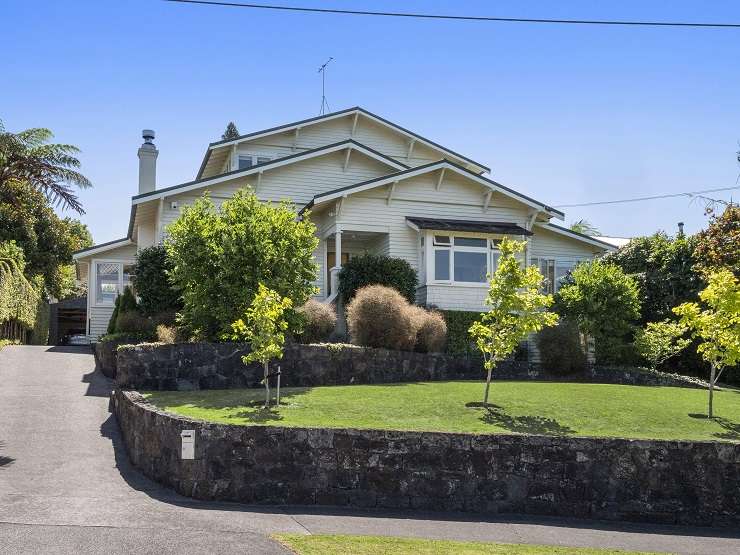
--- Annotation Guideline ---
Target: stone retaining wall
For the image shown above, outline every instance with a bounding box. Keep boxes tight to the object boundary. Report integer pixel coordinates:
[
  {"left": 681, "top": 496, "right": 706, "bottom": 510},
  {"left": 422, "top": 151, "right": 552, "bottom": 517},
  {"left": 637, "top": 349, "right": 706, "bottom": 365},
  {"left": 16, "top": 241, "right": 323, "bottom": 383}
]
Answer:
[
  {"left": 115, "top": 342, "right": 706, "bottom": 391},
  {"left": 113, "top": 389, "right": 740, "bottom": 527}
]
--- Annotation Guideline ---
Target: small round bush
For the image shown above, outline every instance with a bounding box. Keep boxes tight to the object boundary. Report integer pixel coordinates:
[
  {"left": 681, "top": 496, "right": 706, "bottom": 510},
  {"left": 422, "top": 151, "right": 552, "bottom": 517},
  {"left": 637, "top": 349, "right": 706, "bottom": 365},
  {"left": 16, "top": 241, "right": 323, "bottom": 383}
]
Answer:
[
  {"left": 536, "top": 320, "right": 587, "bottom": 375},
  {"left": 115, "top": 311, "right": 154, "bottom": 336},
  {"left": 156, "top": 324, "right": 179, "bottom": 344},
  {"left": 408, "top": 306, "right": 447, "bottom": 353},
  {"left": 296, "top": 299, "right": 337, "bottom": 343},
  {"left": 347, "top": 285, "right": 417, "bottom": 351},
  {"left": 338, "top": 254, "right": 418, "bottom": 303}
]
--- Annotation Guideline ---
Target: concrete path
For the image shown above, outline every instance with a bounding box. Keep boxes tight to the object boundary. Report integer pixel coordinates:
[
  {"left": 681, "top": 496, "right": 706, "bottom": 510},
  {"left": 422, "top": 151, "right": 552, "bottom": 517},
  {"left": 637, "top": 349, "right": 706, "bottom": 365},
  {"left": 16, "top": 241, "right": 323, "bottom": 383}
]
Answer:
[{"left": 0, "top": 346, "right": 738, "bottom": 554}]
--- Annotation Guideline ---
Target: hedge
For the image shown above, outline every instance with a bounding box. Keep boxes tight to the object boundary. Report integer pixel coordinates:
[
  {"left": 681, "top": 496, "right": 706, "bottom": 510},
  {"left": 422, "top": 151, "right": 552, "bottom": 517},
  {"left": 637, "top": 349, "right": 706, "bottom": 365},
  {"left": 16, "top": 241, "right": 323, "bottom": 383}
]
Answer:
[
  {"left": 439, "top": 310, "right": 480, "bottom": 356},
  {"left": 338, "top": 254, "right": 417, "bottom": 303}
]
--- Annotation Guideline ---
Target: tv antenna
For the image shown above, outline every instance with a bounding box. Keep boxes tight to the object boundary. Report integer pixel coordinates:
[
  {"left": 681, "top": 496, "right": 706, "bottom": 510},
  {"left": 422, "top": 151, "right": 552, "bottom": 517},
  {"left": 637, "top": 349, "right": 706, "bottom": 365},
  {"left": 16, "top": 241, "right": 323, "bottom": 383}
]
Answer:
[{"left": 318, "top": 57, "right": 333, "bottom": 115}]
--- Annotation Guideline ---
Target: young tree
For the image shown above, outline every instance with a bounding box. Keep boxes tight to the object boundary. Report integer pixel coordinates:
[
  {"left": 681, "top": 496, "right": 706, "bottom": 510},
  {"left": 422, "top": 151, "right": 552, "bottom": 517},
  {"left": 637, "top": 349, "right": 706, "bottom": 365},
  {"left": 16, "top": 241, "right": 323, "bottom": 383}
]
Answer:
[
  {"left": 0, "top": 120, "right": 91, "bottom": 214},
  {"left": 230, "top": 284, "right": 292, "bottom": 407},
  {"left": 554, "top": 259, "right": 641, "bottom": 364},
  {"left": 221, "top": 122, "right": 240, "bottom": 141},
  {"left": 165, "top": 188, "right": 318, "bottom": 340},
  {"left": 673, "top": 269, "right": 740, "bottom": 418},
  {"left": 132, "top": 245, "right": 182, "bottom": 316},
  {"left": 569, "top": 219, "right": 600, "bottom": 236},
  {"left": 469, "top": 238, "right": 558, "bottom": 405},
  {"left": 634, "top": 320, "right": 690, "bottom": 371}
]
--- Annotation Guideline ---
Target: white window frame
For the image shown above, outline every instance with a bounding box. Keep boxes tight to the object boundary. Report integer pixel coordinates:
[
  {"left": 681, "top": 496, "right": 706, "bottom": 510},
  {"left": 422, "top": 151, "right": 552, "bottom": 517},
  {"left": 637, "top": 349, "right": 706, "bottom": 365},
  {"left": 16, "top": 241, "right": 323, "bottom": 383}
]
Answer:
[
  {"left": 90, "top": 259, "right": 136, "bottom": 308},
  {"left": 530, "top": 257, "right": 586, "bottom": 294},
  {"left": 237, "top": 153, "right": 272, "bottom": 170},
  {"left": 426, "top": 231, "right": 502, "bottom": 287}
]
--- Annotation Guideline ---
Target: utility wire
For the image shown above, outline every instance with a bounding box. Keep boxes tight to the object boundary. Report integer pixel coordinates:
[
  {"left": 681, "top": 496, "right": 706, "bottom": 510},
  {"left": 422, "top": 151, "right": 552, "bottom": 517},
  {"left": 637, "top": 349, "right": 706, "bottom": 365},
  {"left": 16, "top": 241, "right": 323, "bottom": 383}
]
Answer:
[
  {"left": 555, "top": 186, "right": 739, "bottom": 208},
  {"left": 164, "top": 0, "right": 740, "bottom": 29}
]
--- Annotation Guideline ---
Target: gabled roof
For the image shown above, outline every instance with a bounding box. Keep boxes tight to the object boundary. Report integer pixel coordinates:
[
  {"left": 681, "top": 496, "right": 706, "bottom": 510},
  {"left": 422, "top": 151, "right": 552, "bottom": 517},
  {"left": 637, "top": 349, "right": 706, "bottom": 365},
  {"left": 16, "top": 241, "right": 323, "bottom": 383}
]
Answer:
[
  {"left": 196, "top": 107, "right": 490, "bottom": 179},
  {"left": 133, "top": 139, "right": 408, "bottom": 205},
  {"left": 300, "top": 159, "right": 565, "bottom": 220},
  {"left": 72, "top": 238, "right": 133, "bottom": 259},
  {"left": 536, "top": 222, "right": 618, "bottom": 251}
]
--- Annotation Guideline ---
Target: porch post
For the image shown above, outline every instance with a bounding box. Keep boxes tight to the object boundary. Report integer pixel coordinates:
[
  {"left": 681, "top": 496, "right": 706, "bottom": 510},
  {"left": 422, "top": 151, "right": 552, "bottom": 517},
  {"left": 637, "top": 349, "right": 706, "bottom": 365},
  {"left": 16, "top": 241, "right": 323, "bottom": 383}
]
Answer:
[{"left": 330, "top": 227, "right": 342, "bottom": 297}]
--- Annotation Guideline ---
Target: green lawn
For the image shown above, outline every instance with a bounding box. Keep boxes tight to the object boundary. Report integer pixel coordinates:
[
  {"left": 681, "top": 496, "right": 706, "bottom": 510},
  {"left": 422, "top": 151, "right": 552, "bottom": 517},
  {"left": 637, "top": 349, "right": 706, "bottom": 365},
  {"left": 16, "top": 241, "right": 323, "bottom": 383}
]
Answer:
[
  {"left": 272, "top": 534, "right": 662, "bottom": 555},
  {"left": 143, "top": 381, "right": 740, "bottom": 442}
]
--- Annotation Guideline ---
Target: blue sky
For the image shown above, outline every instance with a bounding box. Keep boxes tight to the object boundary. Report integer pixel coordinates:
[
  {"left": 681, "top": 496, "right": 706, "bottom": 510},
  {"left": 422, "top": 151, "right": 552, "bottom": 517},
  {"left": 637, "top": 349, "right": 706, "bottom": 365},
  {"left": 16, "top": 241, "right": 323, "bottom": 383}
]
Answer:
[{"left": 4, "top": 0, "right": 740, "bottom": 243}]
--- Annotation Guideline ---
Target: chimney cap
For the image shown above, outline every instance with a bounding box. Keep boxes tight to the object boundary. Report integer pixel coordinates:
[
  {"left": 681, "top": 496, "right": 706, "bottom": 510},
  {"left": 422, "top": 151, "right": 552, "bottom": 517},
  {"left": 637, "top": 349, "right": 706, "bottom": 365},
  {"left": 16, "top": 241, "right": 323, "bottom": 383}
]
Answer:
[{"left": 142, "top": 129, "right": 155, "bottom": 144}]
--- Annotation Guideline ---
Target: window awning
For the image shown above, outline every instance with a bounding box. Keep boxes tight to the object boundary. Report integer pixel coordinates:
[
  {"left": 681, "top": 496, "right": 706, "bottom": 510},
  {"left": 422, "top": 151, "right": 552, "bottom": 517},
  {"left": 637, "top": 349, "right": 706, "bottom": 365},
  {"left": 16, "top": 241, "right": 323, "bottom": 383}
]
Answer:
[{"left": 406, "top": 217, "right": 532, "bottom": 236}]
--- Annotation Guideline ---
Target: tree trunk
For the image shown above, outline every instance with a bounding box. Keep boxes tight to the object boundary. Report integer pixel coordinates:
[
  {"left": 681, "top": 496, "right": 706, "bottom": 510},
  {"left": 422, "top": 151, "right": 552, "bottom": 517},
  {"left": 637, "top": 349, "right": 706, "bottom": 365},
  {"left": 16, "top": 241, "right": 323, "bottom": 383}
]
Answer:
[
  {"left": 263, "top": 360, "right": 270, "bottom": 408},
  {"left": 483, "top": 366, "right": 493, "bottom": 405},
  {"left": 708, "top": 363, "right": 716, "bottom": 419}
]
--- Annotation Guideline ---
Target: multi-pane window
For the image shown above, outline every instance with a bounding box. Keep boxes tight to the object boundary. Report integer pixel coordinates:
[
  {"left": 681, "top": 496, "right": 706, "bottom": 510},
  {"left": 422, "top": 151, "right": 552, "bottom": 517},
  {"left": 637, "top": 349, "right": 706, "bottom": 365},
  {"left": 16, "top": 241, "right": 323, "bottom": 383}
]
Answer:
[
  {"left": 94, "top": 261, "right": 136, "bottom": 306},
  {"left": 238, "top": 154, "right": 271, "bottom": 170},
  {"left": 530, "top": 258, "right": 580, "bottom": 294},
  {"left": 431, "top": 235, "right": 499, "bottom": 284}
]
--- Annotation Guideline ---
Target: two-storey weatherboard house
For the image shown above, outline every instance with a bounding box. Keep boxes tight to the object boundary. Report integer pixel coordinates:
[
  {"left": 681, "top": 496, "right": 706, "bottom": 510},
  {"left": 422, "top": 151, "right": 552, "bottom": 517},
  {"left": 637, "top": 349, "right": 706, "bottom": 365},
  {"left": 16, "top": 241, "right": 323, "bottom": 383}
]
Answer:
[{"left": 73, "top": 107, "right": 615, "bottom": 340}]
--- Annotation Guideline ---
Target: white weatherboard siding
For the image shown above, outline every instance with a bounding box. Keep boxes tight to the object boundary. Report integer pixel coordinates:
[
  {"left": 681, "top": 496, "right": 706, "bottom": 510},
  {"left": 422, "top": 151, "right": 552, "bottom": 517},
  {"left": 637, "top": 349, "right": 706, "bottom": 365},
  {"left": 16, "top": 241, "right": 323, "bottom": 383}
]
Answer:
[
  {"left": 158, "top": 151, "right": 394, "bottom": 235},
  {"left": 219, "top": 114, "right": 446, "bottom": 175},
  {"left": 529, "top": 226, "right": 603, "bottom": 260}
]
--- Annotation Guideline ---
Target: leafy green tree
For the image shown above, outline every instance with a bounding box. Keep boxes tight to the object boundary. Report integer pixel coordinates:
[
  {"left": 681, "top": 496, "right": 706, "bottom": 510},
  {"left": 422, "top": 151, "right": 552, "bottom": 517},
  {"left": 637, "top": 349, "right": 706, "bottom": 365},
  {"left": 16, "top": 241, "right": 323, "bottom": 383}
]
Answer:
[
  {"left": 569, "top": 219, "right": 600, "bottom": 236},
  {"left": 165, "top": 189, "right": 318, "bottom": 340},
  {"left": 554, "top": 259, "right": 641, "bottom": 364},
  {"left": 132, "top": 245, "right": 182, "bottom": 316},
  {"left": 0, "top": 180, "right": 88, "bottom": 298},
  {"left": 694, "top": 204, "right": 739, "bottom": 277},
  {"left": 674, "top": 269, "right": 740, "bottom": 418},
  {"left": 469, "top": 238, "right": 558, "bottom": 404},
  {"left": 230, "top": 284, "right": 293, "bottom": 407},
  {"left": 634, "top": 320, "right": 690, "bottom": 371},
  {"left": 221, "top": 122, "right": 240, "bottom": 141},
  {"left": 604, "top": 232, "right": 702, "bottom": 324},
  {"left": 0, "top": 120, "right": 91, "bottom": 214},
  {"left": 57, "top": 217, "right": 93, "bottom": 299},
  {"left": 0, "top": 241, "right": 43, "bottom": 338}
]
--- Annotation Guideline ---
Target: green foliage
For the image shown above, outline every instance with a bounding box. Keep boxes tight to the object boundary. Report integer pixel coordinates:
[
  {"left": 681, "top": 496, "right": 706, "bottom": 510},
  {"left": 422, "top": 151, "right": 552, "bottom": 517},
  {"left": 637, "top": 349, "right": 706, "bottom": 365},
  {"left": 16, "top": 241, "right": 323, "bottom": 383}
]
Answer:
[
  {"left": 221, "top": 122, "right": 240, "bottom": 141},
  {"left": 536, "top": 321, "right": 587, "bottom": 375},
  {"left": 30, "top": 299, "right": 50, "bottom": 345},
  {"left": 107, "top": 295, "right": 121, "bottom": 335},
  {"left": 554, "top": 259, "right": 640, "bottom": 364},
  {"left": 0, "top": 180, "right": 91, "bottom": 298},
  {"left": 694, "top": 204, "right": 740, "bottom": 277},
  {"left": 132, "top": 245, "right": 181, "bottom": 316},
  {"left": 634, "top": 320, "right": 690, "bottom": 371},
  {"left": 469, "top": 238, "right": 558, "bottom": 403},
  {"left": 165, "top": 189, "right": 318, "bottom": 340},
  {"left": 674, "top": 269, "right": 740, "bottom": 374},
  {"left": 439, "top": 310, "right": 480, "bottom": 355},
  {"left": 569, "top": 219, "right": 600, "bottom": 236},
  {"left": 118, "top": 286, "right": 138, "bottom": 313},
  {"left": 0, "top": 247, "right": 43, "bottom": 332},
  {"left": 338, "top": 254, "right": 418, "bottom": 303},
  {"left": 115, "top": 311, "right": 154, "bottom": 336},
  {"left": 230, "top": 284, "right": 293, "bottom": 366},
  {"left": 0, "top": 119, "right": 91, "bottom": 214},
  {"left": 604, "top": 231, "right": 702, "bottom": 324}
]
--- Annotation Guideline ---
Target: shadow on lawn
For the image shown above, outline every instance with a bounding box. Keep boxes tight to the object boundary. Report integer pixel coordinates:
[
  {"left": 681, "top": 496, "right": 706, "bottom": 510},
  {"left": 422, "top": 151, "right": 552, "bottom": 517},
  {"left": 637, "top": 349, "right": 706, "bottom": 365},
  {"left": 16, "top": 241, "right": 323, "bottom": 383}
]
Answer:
[
  {"left": 467, "top": 403, "right": 576, "bottom": 436},
  {"left": 689, "top": 413, "right": 740, "bottom": 441}
]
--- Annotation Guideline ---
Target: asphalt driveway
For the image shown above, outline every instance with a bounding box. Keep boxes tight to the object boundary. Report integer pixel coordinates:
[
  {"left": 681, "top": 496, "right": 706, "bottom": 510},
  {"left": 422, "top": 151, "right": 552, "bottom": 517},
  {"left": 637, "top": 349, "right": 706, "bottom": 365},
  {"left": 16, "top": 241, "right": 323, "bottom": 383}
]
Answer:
[{"left": 1, "top": 346, "right": 738, "bottom": 554}]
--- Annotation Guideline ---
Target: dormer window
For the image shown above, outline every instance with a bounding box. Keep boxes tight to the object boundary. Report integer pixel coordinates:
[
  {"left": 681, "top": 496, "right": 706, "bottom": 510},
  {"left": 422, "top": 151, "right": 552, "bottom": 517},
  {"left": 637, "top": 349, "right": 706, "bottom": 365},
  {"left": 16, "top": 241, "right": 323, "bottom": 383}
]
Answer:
[{"left": 238, "top": 154, "right": 272, "bottom": 170}]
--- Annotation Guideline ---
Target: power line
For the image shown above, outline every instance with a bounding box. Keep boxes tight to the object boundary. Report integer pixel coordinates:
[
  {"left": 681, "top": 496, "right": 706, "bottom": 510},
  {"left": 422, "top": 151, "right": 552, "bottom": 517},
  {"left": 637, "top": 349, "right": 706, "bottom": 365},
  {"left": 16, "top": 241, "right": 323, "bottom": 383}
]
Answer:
[
  {"left": 554, "top": 186, "right": 739, "bottom": 208},
  {"left": 164, "top": 0, "right": 740, "bottom": 29}
]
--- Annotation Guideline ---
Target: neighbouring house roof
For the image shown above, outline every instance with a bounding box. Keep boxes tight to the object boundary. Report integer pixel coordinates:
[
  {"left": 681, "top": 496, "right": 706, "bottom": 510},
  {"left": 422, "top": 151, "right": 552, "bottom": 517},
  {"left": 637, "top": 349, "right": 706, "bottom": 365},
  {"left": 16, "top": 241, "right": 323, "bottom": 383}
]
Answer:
[
  {"left": 300, "top": 159, "right": 565, "bottom": 220},
  {"left": 595, "top": 236, "right": 632, "bottom": 248},
  {"left": 196, "top": 107, "right": 491, "bottom": 180},
  {"left": 72, "top": 238, "right": 133, "bottom": 259},
  {"left": 406, "top": 217, "right": 532, "bottom": 236},
  {"left": 536, "top": 223, "right": 618, "bottom": 251},
  {"left": 132, "top": 139, "right": 407, "bottom": 204}
]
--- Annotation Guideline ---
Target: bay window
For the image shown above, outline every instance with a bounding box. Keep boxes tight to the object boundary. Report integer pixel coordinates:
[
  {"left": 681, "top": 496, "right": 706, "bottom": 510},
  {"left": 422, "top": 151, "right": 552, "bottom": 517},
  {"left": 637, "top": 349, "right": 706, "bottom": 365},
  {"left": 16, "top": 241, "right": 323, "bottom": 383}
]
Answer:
[{"left": 430, "top": 234, "right": 499, "bottom": 284}]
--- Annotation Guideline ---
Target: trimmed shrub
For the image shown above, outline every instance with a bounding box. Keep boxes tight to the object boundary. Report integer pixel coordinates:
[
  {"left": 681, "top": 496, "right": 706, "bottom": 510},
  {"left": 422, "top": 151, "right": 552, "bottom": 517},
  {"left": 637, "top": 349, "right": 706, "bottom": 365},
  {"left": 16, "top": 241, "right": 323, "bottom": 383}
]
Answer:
[
  {"left": 347, "top": 285, "right": 417, "bottom": 350},
  {"left": 409, "top": 306, "right": 447, "bottom": 353},
  {"left": 107, "top": 295, "right": 121, "bottom": 335},
  {"left": 156, "top": 324, "right": 179, "bottom": 344},
  {"left": 338, "top": 254, "right": 418, "bottom": 304},
  {"left": 132, "top": 245, "right": 182, "bottom": 316},
  {"left": 115, "top": 311, "right": 154, "bottom": 336},
  {"left": 536, "top": 321, "right": 587, "bottom": 375},
  {"left": 439, "top": 310, "right": 479, "bottom": 355},
  {"left": 296, "top": 299, "right": 336, "bottom": 344},
  {"left": 118, "top": 286, "right": 138, "bottom": 313}
]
